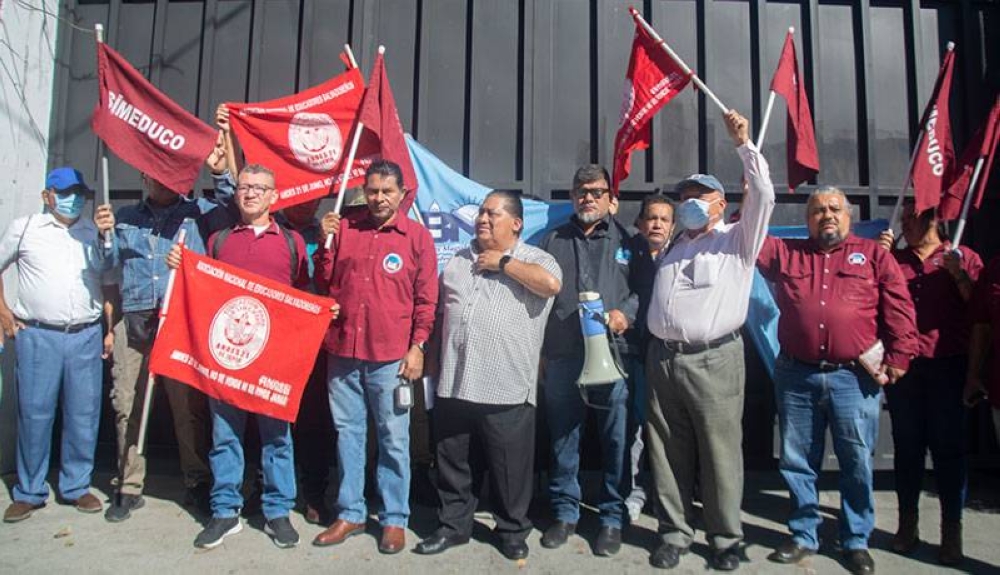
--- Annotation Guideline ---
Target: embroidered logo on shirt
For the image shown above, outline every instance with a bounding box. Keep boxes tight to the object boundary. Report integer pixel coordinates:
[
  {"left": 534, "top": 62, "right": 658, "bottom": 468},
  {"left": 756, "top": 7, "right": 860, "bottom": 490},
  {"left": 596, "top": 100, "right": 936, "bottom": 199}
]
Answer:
[
  {"left": 615, "top": 247, "right": 632, "bottom": 265},
  {"left": 383, "top": 253, "right": 404, "bottom": 274},
  {"left": 848, "top": 252, "right": 867, "bottom": 266},
  {"left": 209, "top": 296, "right": 270, "bottom": 370}
]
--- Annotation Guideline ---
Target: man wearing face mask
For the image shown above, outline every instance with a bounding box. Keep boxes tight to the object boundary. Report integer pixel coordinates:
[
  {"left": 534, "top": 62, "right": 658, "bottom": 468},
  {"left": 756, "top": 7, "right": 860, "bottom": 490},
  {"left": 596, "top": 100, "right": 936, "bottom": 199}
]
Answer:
[
  {"left": 644, "top": 111, "right": 774, "bottom": 571},
  {"left": 1, "top": 168, "right": 114, "bottom": 523}
]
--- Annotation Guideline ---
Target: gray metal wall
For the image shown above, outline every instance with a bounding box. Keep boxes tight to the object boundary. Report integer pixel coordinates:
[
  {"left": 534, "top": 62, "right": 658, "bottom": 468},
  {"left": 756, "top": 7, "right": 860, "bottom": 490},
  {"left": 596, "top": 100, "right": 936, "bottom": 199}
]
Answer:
[{"left": 50, "top": 0, "right": 1000, "bottom": 466}]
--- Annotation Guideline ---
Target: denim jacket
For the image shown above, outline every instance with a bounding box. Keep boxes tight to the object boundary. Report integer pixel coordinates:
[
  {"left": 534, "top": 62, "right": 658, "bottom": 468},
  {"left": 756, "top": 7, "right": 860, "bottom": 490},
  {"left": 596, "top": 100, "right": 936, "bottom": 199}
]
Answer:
[{"left": 111, "top": 172, "right": 238, "bottom": 313}]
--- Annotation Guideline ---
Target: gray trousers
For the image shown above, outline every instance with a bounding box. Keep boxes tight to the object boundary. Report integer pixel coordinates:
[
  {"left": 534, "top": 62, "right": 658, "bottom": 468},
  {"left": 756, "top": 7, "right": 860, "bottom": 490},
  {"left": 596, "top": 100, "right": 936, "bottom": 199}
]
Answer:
[{"left": 645, "top": 335, "right": 745, "bottom": 551}]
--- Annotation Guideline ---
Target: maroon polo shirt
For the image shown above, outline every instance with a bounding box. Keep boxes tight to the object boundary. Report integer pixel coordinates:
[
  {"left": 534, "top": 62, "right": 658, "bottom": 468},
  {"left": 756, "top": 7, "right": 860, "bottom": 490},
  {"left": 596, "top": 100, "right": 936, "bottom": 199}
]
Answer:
[
  {"left": 314, "top": 211, "right": 438, "bottom": 363},
  {"left": 971, "top": 255, "right": 1000, "bottom": 409},
  {"left": 757, "top": 234, "right": 918, "bottom": 370},
  {"left": 208, "top": 220, "right": 310, "bottom": 288},
  {"left": 892, "top": 243, "right": 983, "bottom": 359}
]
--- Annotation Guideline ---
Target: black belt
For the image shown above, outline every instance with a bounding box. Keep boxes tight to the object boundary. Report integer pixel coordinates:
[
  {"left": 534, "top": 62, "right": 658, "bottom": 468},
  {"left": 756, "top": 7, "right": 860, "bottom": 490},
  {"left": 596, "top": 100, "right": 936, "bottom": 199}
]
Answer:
[
  {"left": 660, "top": 331, "right": 740, "bottom": 355},
  {"left": 787, "top": 355, "right": 857, "bottom": 372},
  {"left": 20, "top": 318, "right": 101, "bottom": 334}
]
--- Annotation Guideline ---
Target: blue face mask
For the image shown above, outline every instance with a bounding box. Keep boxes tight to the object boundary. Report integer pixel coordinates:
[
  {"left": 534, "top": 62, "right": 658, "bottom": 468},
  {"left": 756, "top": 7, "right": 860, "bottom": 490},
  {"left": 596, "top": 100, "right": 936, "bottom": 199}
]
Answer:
[
  {"left": 677, "top": 198, "right": 719, "bottom": 230},
  {"left": 53, "top": 192, "right": 85, "bottom": 219}
]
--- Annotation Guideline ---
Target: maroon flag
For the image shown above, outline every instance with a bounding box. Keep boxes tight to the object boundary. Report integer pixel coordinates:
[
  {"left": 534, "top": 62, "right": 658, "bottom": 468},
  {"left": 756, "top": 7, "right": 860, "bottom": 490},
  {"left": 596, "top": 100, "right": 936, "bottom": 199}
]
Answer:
[
  {"left": 910, "top": 48, "right": 957, "bottom": 214},
  {"left": 358, "top": 50, "right": 419, "bottom": 212},
  {"left": 91, "top": 43, "right": 217, "bottom": 194},
  {"left": 770, "top": 32, "right": 819, "bottom": 191},
  {"left": 939, "top": 94, "right": 1000, "bottom": 220},
  {"left": 611, "top": 14, "right": 692, "bottom": 196}
]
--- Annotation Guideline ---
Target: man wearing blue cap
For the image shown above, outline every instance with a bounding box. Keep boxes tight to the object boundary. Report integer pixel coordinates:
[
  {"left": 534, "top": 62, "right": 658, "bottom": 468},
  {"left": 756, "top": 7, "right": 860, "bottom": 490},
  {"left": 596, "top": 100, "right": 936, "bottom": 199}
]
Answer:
[
  {"left": 644, "top": 111, "right": 775, "bottom": 571},
  {"left": 0, "top": 167, "right": 115, "bottom": 523}
]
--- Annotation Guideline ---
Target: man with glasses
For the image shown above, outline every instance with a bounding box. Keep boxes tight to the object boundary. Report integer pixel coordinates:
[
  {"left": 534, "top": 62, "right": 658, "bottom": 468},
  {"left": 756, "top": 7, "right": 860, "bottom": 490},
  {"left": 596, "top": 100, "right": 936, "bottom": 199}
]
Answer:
[{"left": 538, "top": 165, "right": 637, "bottom": 557}]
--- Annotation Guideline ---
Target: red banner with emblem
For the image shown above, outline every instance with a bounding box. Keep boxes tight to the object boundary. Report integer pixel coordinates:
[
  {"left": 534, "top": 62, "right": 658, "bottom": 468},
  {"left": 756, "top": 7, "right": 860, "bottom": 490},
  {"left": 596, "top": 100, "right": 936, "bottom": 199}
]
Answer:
[
  {"left": 227, "top": 68, "right": 379, "bottom": 211},
  {"left": 149, "top": 249, "right": 336, "bottom": 422}
]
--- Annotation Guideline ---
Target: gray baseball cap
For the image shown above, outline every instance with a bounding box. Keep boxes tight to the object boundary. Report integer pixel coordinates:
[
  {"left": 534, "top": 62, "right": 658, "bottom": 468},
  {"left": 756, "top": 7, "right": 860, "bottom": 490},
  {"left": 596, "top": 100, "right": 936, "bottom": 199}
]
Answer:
[{"left": 675, "top": 173, "right": 724, "bottom": 195}]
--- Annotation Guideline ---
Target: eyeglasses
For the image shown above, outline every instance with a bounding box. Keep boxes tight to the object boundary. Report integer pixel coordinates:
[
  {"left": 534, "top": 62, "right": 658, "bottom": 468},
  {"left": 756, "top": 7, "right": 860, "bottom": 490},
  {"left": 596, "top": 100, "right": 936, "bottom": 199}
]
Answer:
[
  {"left": 572, "top": 187, "right": 610, "bottom": 200},
  {"left": 236, "top": 184, "right": 274, "bottom": 196}
]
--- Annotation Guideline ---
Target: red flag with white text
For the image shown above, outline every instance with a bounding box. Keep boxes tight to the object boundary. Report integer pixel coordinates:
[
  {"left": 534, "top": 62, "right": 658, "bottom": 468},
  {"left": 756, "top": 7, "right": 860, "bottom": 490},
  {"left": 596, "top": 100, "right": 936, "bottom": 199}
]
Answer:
[
  {"left": 611, "top": 17, "right": 692, "bottom": 196},
  {"left": 939, "top": 94, "right": 1000, "bottom": 220},
  {"left": 910, "top": 48, "right": 956, "bottom": 214},
  {"left": 769, "top": 32, "right": 819, "bottom": 191},
  {"left": 227, "top": 67, "right": 379, "bottom": 211},
  {"left": 358, "top": 51, "right": 419, "bottom": 212},
  {"left": 91, "top": 43, "right": 218, "bottom": 194},
  {"left": 149, "top": 249, "right": 336, "bottom": 422}
]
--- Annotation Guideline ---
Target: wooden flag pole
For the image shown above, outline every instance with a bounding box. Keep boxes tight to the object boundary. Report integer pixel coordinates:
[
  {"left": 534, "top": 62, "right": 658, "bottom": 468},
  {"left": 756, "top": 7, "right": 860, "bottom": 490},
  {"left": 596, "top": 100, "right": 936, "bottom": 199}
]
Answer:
[
  {"left": 756, "top": 27, "right": 795, "bottom": 149},
  {"left": 95, "top": 24, "right": 113, "bottom": 249}
]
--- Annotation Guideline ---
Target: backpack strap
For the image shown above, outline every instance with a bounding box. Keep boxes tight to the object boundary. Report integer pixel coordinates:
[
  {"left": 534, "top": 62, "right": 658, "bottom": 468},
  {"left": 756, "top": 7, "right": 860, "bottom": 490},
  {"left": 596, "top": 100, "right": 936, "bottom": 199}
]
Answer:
[
  {"left": 210, "top": 226, "right": 233, "bottom": 260},
  {"left": 277, "top": 225, "right": 298, "bottom": 285}
]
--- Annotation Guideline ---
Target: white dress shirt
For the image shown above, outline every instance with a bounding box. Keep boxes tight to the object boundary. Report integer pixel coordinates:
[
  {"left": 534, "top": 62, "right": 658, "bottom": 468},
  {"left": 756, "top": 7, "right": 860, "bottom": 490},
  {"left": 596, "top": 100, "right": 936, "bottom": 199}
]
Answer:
[
  {"left": 647, "top": 142, "right": 775, "bottom": 343},
  {"left": 0, "top": 212, "right": 106, "bottom": 325}
]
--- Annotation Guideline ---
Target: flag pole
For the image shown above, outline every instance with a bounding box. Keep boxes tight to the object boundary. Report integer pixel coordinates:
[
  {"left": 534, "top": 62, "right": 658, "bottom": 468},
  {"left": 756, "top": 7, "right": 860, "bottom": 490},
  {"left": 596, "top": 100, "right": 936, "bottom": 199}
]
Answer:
[
  {"left": 137, "top": 228, "right": 187, "bottom": 456},
  {"left": 95, "top": 24, "right": 113, "bottom": 249},
  {"left": 629, "top": 7, "right": 729, "bottom": 114},
  {"left": 950, "top": 156, "right": 984, "bottom": 246},
  {"left": 756, "top": 27, "right": 795, "bottom": 149},
  {"left": 344, "top": 44, "right": 358, "bottom": 69}
]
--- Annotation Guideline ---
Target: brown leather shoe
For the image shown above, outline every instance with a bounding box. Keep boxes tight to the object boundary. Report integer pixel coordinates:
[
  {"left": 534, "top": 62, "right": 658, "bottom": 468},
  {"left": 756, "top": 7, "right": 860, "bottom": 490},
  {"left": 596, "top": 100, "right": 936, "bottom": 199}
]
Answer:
[
  {"left": 71, "top": 493, "right": 103, "bottom": 514},
  {"left": 891, "top": 511, "right": 919, "bottom": 554},
  {"left": 939, "top": 521, "right": 963, "bottom": 566},
  {"left": 379, "top": 526, "right": 406, "bottom": 554},
  {"left": 312, "top": 519, "right": 365, "bottom": 547},
  {"left": 3, "top": 501, "right": 44, "bottom": 523}
]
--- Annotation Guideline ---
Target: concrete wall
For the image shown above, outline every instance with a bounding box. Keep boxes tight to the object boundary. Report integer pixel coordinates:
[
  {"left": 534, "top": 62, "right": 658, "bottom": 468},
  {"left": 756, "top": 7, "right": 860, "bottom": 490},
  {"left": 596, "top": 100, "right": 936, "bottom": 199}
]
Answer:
[{"left": 0, "top": 1, "right": 59, "bottom": 473}]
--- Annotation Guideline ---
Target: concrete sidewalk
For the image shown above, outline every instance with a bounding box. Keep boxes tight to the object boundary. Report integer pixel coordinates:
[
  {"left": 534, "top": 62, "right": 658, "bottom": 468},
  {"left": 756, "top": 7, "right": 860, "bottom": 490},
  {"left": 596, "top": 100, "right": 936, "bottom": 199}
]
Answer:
[{"left": 1, "top": 470, "right": 997, "bottom": 574}]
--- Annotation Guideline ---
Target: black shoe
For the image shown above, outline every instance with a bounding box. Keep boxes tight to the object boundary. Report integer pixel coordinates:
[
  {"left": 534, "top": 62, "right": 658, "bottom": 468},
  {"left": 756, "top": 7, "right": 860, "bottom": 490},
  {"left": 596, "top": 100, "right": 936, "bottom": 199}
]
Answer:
[
  {"left": 264, "top": 516, "right": 300, "bottom": 548},
  {"left": 540, "top": 521, "right": 576, "bottom": 549},
  {"left": 710, "top": 546, "right": 741, "bottom": 571},
  {"left": 767, "top": 539, "right": 816, "bottom": 564},
  {"left": 104, "top": 494, "right": 145, "bottom": 523},
  {"left": 500, "top": 539, "right": 529, "bottom": 560},
  {"left": 594, "top": 526, "right": 622, "bottom": 557},
  {"left": 650, "top": 542, "right": 688, "bottom": 569},
  {"left": 843, "top": 549, "right": 875, "bottom": 575},
  {"left": 414, "top": 529, "right": 470, "bottom": 555},
  {"left": 194, "top": 516, "right": 242, "bottom": 549}
]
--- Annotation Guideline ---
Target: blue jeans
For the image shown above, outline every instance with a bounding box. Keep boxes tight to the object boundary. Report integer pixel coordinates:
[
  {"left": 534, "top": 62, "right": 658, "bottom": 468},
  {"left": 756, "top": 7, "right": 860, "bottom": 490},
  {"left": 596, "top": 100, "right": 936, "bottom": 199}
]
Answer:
[
  {"left": 14, "top": 323, "right": 103, "bottom": 504},
  {"left": 884, "top": 356, "right": 967, "bottom": 522},
  {"left": 208, "top": 398, "right": 295, "bottom": 520},
  {"left": 774, "top": 354, "right": 882, "bottom": 550},
  {"left": 543, "top": 355, "right": 628, "bottom": 528},
  {"left": 327, "top": 355, "right": 410, "bottom": 527}
]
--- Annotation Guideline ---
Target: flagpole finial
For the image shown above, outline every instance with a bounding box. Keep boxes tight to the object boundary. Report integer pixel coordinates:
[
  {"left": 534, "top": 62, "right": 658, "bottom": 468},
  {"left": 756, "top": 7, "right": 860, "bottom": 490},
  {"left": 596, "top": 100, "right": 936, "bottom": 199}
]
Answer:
[
  {"left": 378, "top": 45, "right": 386, "bottom": 55},
  {"left": 629, "top": 6, "right": 639, "bottom": 17},
  {"left": 946, "top": 41, "right": 955, "bottom": 52},
  {"left": 788, "top": 26, "right": 795, "bottom": 35}
]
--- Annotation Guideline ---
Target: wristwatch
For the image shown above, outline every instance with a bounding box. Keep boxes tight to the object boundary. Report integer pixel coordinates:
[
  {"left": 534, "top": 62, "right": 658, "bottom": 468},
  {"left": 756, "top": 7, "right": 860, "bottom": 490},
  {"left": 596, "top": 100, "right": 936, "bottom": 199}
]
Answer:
[{"left": 499, "top": 255, "right": 512, "bottom": 273}]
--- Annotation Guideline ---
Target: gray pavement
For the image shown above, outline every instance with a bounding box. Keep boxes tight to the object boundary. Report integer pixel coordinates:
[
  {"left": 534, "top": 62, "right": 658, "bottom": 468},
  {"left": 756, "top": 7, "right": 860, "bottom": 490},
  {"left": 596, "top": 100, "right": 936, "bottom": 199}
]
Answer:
[{"left": 1, "top": 470, "right": 998, "bottom": 574}]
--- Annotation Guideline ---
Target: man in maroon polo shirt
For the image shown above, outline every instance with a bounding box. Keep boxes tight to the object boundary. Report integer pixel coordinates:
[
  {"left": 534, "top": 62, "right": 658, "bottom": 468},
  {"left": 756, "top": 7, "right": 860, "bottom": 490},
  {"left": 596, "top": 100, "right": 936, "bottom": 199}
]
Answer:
[
  {"left": 877, "top": 200, "right": 982, "bottom": 565},
  {"left": 311, "top": 160, "right": 438, "bottom": 555},
  {"left": 757, "top": 187, "right": 918, "bottom": 575}
]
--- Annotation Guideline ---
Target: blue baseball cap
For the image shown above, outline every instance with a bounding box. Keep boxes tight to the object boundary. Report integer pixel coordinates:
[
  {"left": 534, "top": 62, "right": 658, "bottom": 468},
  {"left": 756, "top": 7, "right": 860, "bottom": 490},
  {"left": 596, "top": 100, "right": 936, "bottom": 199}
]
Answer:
[
  {"left": 45, "top": 167, "right": 92, "bottom": 193},
  {"left": 675, "top": 173, "right": 724, "bottom": 195}
]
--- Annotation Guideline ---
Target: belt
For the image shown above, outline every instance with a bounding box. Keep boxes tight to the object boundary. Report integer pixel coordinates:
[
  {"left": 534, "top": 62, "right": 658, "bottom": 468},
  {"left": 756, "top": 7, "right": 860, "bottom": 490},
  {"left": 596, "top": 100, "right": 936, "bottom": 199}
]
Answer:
[
  {"left": 787, "top": 355, "right": 857, "bottom": 372},
  {"left": 660, "top": 331, "right": 740, "bottom": 355},
  {"left": 20, "top": 318, "right": 101, "bottom": 334}
]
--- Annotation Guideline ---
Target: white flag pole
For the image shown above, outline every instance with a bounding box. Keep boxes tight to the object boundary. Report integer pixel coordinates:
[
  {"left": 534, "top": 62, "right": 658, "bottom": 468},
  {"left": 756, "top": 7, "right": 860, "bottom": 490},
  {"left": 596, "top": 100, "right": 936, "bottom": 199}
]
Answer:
[
  {"left": 344, "top": 44, "right": 358, "bottom": 69},
  {"left": 137, "top": 228, "right": 187, "bottom": 456},
  {"left": 629, "top": 7, "right": 729, "bottom": 114},
  {"left": 756, "top": 27, "right": 795, "bottom": 149},
  {"left": 950, "top": 156, "right": 984, "bottom": 246},
  {"left": 95, "top": 24, "right": 113, "bottom": 249}
]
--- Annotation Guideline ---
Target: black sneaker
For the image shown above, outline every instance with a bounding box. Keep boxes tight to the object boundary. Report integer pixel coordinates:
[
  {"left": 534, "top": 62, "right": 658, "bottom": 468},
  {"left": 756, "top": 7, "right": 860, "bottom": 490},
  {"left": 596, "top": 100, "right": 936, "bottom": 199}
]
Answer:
[
  {"left": 264, "top": 516, "right": 300, "bottom": 548},
  {"left": 194, "top": 516, "right": 242, "bottom": 549},
  {"left": 104, "top": 494, "right": 146, "bottom": 523}
]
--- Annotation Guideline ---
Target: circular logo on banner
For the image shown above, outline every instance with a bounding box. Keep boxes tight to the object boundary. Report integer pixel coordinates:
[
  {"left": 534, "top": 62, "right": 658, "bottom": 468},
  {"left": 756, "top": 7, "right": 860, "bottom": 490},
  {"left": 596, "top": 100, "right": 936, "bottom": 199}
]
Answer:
[
  {"left": 209, "top": 296, "right": 270, "bottom": 370},
  {"left": 287, "top": 112, "right": 343, "bottom": 172},
  {"left": 383, "top": 253, "right": 404, "bottom": 274}
]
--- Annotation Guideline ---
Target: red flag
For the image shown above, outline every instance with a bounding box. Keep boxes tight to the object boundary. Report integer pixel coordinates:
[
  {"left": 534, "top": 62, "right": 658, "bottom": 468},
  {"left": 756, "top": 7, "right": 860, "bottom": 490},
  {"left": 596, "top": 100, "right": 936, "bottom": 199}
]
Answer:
[
  {"left": 910, "top": 48, "right": 957, "bottom": 214},
  {"left": 611, "top": 14, "right": 692, "bottom": 196},
  {"left": 227, "top": 68, "right": 379, "bottom": 211},
  {"left": 149, "top": 249, "right": 336, "bottom": 422},
  {"left": 91, "top": 43, "right": 217, "bottom": 194},
  {"left": 769, "top": 32, "right": 819, "bottom": 191},
  {"left": 358, "top": 50, "right": 419, "bottom": 212},
  {"left": 939, "top": 94, "right": 1000, "bottom": 220}
]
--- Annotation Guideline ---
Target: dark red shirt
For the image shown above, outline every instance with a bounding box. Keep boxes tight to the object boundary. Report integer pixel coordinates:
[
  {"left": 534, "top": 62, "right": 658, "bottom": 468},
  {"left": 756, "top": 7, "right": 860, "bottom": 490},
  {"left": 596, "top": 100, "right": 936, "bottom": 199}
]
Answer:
[
  {"left": 757, "top": 234, "right": 918, "bottom": 370},
  {"left": 892, "top": 243, "right": 983, "bottom": 358},
  {"left": 314, "top": 212, "right": 438, "bottom": 362},
  {"left": 971, "top": 255, "right": 1000, "bottom": 409},
  {"left": 208, "top": 220, "right": 310, "bottom": 288}
]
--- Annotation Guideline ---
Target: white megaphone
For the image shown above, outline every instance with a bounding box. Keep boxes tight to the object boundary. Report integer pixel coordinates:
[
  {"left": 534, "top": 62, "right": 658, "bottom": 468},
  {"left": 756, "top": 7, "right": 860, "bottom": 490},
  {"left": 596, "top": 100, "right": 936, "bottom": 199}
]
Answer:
[{"left": 576, "top": 291, "right": 628, "bottom": 409}]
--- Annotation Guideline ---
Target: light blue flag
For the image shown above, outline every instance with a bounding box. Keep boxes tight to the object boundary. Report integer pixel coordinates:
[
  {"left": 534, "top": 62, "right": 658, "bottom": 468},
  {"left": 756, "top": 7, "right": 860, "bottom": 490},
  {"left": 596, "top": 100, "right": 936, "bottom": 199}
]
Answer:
[{"left": 407, "top": 134, "right": 575, "bottom": 272}]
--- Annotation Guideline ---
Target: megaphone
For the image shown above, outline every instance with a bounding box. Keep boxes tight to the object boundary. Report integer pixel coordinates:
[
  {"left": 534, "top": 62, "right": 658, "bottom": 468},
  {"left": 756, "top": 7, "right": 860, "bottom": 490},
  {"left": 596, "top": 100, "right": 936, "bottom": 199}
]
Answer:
[{"left": 576, "top": 291, "right": 628, "bottom": 409}]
